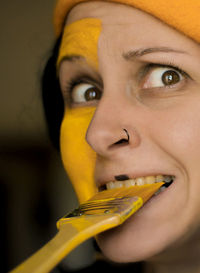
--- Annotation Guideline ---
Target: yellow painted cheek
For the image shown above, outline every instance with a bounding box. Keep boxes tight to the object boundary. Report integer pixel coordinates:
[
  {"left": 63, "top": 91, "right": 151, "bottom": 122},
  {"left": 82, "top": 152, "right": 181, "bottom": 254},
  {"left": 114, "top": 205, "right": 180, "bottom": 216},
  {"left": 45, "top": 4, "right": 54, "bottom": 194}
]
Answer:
[
  {"left": 60, "top": 107, "right": 97, "bottom": 204},
  {"left": 57, "top": 18, "right": 102, "bottom": 69},
  {"left": 58, "top": 18, "right": 101, "bottom": 203}
]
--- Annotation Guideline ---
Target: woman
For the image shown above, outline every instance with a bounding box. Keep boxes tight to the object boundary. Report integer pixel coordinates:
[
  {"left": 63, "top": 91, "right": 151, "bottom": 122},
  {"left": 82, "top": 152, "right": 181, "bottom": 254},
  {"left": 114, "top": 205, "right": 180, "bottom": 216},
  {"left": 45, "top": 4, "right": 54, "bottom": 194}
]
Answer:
[{"left": 42, "top": 1, "right": 200, "bottom": 272}]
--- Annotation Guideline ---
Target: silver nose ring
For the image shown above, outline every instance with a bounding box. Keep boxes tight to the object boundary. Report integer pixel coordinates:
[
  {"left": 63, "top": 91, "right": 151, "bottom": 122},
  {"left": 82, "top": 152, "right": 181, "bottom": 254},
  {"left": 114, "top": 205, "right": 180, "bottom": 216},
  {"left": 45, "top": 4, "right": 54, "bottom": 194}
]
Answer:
[{"left": 123, "top": 128, "right": 130, "bottom": 142}]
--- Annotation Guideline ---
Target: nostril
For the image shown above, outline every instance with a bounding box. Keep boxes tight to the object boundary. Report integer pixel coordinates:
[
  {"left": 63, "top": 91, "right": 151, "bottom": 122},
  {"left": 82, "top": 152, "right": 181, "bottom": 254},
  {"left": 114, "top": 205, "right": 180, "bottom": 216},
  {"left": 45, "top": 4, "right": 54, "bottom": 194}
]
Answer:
[
  {"left": 115, "top": 138, "right": 129, "bottom": 145},
  {"left": 109, "top": 137, "right": 129, "bottom": 149},
  {"left": 109, "top": 128, "right": 130, "bottom": 147}
]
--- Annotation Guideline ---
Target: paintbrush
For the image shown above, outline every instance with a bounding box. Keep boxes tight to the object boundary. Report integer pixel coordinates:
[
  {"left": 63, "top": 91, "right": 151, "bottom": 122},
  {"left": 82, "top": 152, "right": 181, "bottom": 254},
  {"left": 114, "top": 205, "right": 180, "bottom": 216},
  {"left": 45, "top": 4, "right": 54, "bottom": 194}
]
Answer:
[{"left": 10, "top": 182, "right": 163, "bottom": 273}]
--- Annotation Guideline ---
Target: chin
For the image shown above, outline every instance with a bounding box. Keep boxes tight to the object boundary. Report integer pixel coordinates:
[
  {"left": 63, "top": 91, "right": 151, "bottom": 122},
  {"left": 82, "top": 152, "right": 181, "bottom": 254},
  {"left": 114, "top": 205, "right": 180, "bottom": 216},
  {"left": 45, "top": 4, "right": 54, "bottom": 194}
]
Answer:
[
  {"left": 96, "top": 222, "right": 190, "bottom": 263},
  {"left": 96, "top": 179, "right": 195, "bottom": 263},
  {"left": 96, "top": 217, "right": 176, "bottom": 263}
]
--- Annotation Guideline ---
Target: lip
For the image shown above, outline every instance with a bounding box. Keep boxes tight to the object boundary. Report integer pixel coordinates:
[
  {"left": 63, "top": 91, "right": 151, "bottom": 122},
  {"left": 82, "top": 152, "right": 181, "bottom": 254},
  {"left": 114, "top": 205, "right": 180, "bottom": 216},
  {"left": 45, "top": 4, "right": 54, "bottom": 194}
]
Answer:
[
  {"left": 136, "top": 176, "right": 177, "bottom": 212},
  {"left": 96, "top": 171, "right": 175, "bottom": 189}
]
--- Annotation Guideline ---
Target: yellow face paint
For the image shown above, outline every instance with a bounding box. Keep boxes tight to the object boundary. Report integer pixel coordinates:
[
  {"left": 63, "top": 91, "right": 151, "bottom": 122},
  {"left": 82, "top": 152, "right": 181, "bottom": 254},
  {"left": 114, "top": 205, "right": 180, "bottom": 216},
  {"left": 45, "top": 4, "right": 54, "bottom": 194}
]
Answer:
[
  {"left": 57, "top": 18, "right": 102, "bottom": 69},
  {"left": 59, "top": 18, "right": 102, "bottom": 203},
  {"left": 60, "top": 107, "right": 97, "bottom": 204}
]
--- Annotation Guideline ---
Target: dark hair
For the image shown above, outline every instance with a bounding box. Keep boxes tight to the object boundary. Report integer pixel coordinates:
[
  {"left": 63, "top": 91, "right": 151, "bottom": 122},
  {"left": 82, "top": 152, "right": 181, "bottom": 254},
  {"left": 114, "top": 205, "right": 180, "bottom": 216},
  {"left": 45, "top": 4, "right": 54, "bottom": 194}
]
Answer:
[{"left": 41, "top": 37, "right": 64, "bottom": 150}]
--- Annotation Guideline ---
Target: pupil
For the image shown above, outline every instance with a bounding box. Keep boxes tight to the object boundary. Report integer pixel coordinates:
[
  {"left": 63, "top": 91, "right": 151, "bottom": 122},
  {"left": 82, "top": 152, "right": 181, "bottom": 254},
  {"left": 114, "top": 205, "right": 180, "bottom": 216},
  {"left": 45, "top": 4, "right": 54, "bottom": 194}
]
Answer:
[
  {"left": 162, "top": 70, "right": 180, "bottom": 85},
  {"left": 85, "top": 88, "right": 101, "bottom": 101}
]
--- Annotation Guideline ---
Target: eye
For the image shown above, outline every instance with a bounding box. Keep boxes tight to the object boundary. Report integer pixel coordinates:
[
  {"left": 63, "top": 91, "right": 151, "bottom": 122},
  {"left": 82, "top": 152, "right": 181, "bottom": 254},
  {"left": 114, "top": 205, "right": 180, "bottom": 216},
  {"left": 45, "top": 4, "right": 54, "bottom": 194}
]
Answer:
[
  {"left": 142, "top": 66, "right": 184, "bottom": 89},
  {"left": 71, "top": 83, "right": 102, "bottom": 103}
]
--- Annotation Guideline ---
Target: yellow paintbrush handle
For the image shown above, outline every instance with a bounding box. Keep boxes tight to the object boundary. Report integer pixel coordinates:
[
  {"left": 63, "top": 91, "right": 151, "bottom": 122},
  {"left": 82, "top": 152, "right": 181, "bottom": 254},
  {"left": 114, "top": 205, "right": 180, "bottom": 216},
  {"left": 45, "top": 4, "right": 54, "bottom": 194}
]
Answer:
[
  {"left": 9, "top": 183, "right": 163, "bottom": 273},
  {"left": 9, "top": 214, "right": 122, "bottom": 273}
]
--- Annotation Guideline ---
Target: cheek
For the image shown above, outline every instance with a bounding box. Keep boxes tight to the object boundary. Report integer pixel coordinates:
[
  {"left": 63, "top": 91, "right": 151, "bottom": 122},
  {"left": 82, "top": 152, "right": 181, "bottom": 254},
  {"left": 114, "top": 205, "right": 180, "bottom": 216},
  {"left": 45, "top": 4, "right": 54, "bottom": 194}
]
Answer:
[
  {"left": 58, "top": 20, "right": 102, "bottom": 203},
  {"left": 150, "top": 99, "right": 200, "bottom": 186},
  {"left": 60, "top": 107, "right": 97, "bottom": 203},
  {"left": 165, "top": 107, "right": 200, "bottom": 162}
]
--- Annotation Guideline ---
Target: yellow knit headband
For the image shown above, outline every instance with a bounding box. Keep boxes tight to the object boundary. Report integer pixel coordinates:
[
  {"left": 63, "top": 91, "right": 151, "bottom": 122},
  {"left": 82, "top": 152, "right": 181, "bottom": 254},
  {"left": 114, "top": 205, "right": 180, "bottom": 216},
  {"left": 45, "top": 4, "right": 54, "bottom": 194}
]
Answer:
[{"left": 54, "top": 0, "right": 200, "bottom": 43}]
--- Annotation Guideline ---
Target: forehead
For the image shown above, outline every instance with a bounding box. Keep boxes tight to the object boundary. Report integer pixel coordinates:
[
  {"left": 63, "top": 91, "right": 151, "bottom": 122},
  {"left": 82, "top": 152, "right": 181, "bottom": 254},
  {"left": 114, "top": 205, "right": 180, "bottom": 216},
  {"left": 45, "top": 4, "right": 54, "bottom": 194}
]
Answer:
[
  {"left": 65, "top": 1, "right": 196, "bottom": 52},
  {"left": 59, "top": 0, "right": 200, "bottom": 80},
  {"left": 66, "top": 1, "right": 163, "bottom": 25},
  {"left": 66, "top": 2, "right": 162, "bottom": 33}
]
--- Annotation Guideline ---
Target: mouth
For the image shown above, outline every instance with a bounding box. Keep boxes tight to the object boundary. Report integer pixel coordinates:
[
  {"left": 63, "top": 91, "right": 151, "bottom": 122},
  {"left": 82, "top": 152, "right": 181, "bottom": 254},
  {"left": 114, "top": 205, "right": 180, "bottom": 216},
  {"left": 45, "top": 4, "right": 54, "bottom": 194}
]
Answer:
[{"left": 98, "top": 174, "right": 175, "bottom": 194}]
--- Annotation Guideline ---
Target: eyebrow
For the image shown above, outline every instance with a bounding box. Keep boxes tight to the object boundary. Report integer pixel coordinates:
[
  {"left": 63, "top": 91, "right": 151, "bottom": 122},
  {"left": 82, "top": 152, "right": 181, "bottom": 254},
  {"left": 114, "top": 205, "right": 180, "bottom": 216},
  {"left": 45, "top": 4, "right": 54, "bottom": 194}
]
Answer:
[
  {"left": 61, "top": 55, "right": 82, "bottom": 62},
  {"left": 123, "top": 47, "right": 188, "bottom": 60},
  {"left": 62, "top": 47, "right": 187, "bottom": 65}
]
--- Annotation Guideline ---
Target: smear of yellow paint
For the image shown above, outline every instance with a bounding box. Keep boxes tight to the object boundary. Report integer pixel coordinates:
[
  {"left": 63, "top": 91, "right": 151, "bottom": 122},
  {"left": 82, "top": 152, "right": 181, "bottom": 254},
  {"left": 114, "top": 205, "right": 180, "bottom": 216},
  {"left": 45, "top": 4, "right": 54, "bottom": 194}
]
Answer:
[
  {"left": 57, "top": 18, "right": 102, "bottom": 69},
  {"left": 59, "top": 18, "right": 102, "bottom": 203},
  {"left": 60, "top": 107, "right": 97, "bottom": 204}
]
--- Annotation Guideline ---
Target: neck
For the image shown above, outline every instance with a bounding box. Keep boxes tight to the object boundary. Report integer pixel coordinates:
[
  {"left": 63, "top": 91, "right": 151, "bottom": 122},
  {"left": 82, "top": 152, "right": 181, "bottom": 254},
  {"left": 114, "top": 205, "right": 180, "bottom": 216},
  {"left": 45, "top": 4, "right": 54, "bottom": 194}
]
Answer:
[{"left": 144, "top": 232, "right": 200, "bottom": 273}]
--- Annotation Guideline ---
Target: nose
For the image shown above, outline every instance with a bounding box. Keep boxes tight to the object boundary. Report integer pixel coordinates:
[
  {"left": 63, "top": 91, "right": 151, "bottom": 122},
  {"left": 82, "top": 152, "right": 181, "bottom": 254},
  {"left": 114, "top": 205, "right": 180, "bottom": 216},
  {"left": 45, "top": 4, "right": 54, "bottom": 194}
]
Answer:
[{"left": 86, "top": 98, "right": 141, "bottom": 157}]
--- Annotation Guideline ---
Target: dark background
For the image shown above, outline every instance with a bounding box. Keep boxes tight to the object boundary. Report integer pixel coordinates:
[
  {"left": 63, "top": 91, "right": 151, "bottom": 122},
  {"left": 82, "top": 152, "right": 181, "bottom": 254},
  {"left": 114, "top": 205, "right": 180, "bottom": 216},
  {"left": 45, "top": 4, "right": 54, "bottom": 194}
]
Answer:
[{"left": 0, "top": 1, "right": 96, "bottom": 272}]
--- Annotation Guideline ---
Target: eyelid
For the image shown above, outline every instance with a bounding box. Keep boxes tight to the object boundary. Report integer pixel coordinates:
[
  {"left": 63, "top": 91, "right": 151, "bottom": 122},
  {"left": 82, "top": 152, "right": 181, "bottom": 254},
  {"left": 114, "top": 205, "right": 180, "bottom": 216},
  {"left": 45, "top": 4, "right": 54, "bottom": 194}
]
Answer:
[
  {"left": 64, "top": 74, "right": 102, "bottom": 95},
  {"left": 139, "top": 62, "right": 191, "bottom": 81},
  {"left": 61, "top": 74, "right": 102, "bottom": 106}
]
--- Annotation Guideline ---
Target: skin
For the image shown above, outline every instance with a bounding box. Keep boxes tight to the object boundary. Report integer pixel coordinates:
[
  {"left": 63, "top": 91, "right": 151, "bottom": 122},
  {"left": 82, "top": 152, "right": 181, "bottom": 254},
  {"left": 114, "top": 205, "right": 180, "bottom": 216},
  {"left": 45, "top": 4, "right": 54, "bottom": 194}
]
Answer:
[
  {"left": 59, "top": 18, "right": 102, "bottom": 203},
  {"left": 59, "top": 2, "right": 200, "bottom": 272}
]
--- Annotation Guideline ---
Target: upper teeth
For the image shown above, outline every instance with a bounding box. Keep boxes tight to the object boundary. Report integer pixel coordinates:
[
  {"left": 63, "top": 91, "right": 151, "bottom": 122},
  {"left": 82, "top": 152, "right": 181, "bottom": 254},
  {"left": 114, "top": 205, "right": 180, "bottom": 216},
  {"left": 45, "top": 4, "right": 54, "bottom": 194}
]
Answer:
[{"left": 106, "top": 175, "right": 174, "bottom": 190}]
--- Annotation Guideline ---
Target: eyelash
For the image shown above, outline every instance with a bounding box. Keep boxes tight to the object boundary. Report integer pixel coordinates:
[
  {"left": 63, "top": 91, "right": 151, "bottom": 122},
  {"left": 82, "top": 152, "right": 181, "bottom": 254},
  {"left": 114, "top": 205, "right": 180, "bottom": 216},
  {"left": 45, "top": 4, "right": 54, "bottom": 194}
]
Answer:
[
  {"left": 63, "top": 62, "right": 190, "bottom": 101},
  {"left": 64, "top": 75, "right": 95, "bottom": 95},
  {"left": 141, "top": 62, "right": 189, "bottom": 79}
]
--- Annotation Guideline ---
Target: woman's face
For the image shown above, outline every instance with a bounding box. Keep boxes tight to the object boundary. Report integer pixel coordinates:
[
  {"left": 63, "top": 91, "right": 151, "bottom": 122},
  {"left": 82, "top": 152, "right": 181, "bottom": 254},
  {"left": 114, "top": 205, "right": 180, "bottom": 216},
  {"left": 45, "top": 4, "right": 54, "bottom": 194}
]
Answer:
[{"left": 59, "top": 1, "right": 200, "bottom": 263}]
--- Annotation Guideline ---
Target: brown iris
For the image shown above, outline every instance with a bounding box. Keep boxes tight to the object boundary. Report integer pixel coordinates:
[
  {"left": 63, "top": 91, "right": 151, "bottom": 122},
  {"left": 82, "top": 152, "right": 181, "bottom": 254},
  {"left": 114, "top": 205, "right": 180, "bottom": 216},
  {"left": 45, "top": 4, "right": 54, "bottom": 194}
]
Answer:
[
  {"left": 84, "top": 87, "right": 101, "bottom": 101},
  {"left": 162, "top": 70, "right": 180, "bottom": 86}
]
